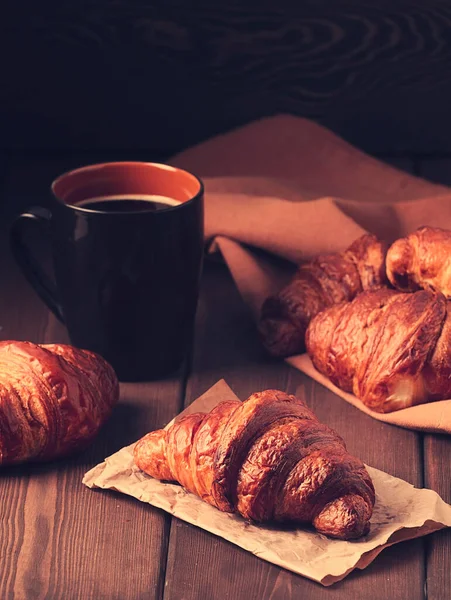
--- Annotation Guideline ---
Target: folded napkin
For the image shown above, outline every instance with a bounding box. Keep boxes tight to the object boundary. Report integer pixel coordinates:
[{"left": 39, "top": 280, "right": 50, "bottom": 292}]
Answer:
[{"left": 171, "top": 115, "right": 451, "bottom": 434}]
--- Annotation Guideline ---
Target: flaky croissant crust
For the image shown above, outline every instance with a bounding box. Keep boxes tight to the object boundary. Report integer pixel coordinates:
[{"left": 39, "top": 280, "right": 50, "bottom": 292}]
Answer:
[
  {"left": 306, "top": 288, "right": 451, "bottom": 413},
  {"left": 259, "top": 234, "right": 387, "bottom": 357},
  {"left": 386, "top": 226, "right": 451, "bottom": 298},
  {"left": 134, "top": 389, "right": 375, "bottom": 540},
  {"left": 0, "top": 341, "right": 119, "bottom": 465}
]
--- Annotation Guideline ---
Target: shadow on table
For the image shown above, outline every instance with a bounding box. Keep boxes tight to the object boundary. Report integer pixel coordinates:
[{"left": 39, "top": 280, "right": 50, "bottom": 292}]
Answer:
[{"left": 0, "top": 400, "right": 148, "bottom": 478}]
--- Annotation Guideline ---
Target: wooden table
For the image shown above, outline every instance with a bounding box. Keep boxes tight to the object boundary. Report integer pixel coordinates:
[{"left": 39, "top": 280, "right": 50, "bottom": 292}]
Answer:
[{"left": 1, "top": 154, "right": 450, "bottom": 600}]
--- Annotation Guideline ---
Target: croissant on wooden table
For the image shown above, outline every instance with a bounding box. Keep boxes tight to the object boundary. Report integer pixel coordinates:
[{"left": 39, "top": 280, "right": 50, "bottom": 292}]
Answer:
[
  {"left": 306, "top": 288, "right": 451, "bottom": 413},
  {"left": 258, "top": 234, "right": 387, "bottom": 358},
  {"left": 0, "top": 341, "right": 119, "bottom": 466},
  {"left": 134, "top": 389, "right": 375, "bottom": 540},
  {"left": 386, "top": 226, "right": 451, "bottom": 298}
]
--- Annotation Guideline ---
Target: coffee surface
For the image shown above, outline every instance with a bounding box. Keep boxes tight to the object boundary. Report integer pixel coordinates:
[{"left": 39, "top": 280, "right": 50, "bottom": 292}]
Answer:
[{"left": 75, "top": 195, "right": 180, "bottom": 212}]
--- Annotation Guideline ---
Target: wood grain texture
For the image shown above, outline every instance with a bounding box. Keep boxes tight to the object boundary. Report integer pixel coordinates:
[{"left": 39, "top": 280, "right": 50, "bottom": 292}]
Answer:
[
  {"left": 417, "top": 157, "right": 451, "bottom": 600},
  {"left": 0, "top": 157, "right": 183, "bottom": 599},
  {"left": 423, "top": 435, "right": 451, "bottom": 600},
  {"left": 2, "top": 154, "right": 450, "bottom": 598},
  {"left": 2, "top": 1, "right": 451, "bottom": 153},
  {"left": 163, "top": 259, "right": 425, "bottom": 600}
]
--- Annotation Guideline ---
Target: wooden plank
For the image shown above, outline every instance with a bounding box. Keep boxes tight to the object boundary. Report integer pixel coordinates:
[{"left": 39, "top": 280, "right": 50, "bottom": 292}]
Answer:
[
  {"left": 163, "top": 259, "right": 425, "bottom": 600},
  {"left": 0, "top": 156, "right": 181, "bottom": 599},
  {"left": 419, "top": 158, "right": 451, "bottom": 186},
  {"left": 423, "top": 435, "right": 451, "bottom": 600},
  {"left": 417, "top": 158, "right": 451, "bottom": 600},
  {"left": 383, "top": 157, "right": 417, "bottom": 174},
  {"left": 2, "top": 3, "right": 451, "bottom": 155}
]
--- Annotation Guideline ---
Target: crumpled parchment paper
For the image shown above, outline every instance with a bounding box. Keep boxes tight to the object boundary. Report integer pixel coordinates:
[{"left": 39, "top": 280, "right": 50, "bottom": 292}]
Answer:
[{"left": 83, "top": 380, "right": 451, "bottom": 586}]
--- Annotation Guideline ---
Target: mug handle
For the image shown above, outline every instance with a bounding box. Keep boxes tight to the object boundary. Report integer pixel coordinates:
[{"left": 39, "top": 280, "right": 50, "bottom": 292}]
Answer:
[{"left": 10, "top": 206, "right": 65, "bottom": 323}]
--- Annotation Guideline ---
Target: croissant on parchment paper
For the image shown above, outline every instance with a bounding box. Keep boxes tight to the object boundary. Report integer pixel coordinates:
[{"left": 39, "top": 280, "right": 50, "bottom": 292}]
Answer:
[
  {"left": 134, "top": 389, "right": 375, "bottom": 540},
  {"left": 306, "top": 288, "right": 451, "bottom": 413},
  {"left": 0, "top": 341, "right": 119, "bottom": 465},
  {"left": 259, "top": 234, "right": 387, "bottom": 358},
  {"left": 386, "top": 226, "right": 451, "bottom": 298}
]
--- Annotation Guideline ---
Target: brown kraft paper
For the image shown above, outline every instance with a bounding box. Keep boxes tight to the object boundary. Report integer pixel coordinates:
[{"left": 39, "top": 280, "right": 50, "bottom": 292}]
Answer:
[
  {"left": 168, "top": 115, "right": 451, "bottom": 433},
  {"left": 83, "top": 380, "right": 451, "bottom": 586}
]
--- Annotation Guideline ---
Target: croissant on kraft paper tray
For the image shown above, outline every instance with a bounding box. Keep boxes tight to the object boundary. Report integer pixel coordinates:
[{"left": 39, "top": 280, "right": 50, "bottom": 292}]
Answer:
[
  {"left": 387, "top": 226, "right": 451, "bottom": 298},
  {"left": 134, "top": 389, "right": 375, "bottom": 540},
  {"left": 0, "top": 341, "right": 119, "bottom": 465},
  {"left": 306, "top": 288, "right": 451, "bottom": 413},
  {"left": 259, "top": 234, "right": 387, "bottom": 357}
]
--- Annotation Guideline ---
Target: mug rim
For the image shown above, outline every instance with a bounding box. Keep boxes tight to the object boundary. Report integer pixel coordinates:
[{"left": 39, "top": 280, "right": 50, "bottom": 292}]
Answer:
[{"left": 51, "top": 161, "right": 204, "bottom": 215}]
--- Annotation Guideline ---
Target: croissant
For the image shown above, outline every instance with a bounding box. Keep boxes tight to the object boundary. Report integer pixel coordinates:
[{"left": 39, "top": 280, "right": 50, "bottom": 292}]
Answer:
[
  {"left": 258, "top": 234, "right": 387, "bottom": 357},
  {"left": 386, "top": 226, "right": 451, "bottom": 298},
  {"left": 134, "top": 389, "right": 375, "bottom": 539},
  {"left": 306, "top": 288, "right": 451, "bottom": 413},
  {"left": 0, "top": 341, "right": 119, "bottom": 465}
]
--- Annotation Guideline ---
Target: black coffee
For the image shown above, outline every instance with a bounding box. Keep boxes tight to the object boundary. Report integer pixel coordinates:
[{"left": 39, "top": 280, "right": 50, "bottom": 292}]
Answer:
[{"left": 76, "top": 195, "right": 180, "bottom": 212}]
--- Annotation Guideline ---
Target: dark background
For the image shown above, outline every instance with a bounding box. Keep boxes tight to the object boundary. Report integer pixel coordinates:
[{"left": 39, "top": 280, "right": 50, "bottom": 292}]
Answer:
[
  {"left": 2, "top": 0, "right": 451, "bottom": 158},
  {"left": 1, "top": 6, "right": 451, "bottom": 600}
]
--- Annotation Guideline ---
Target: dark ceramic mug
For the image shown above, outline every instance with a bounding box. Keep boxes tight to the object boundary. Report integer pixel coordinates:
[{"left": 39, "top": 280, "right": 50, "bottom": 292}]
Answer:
[{"left": 10, "top": 162, "right": 204, "bottom": 381}]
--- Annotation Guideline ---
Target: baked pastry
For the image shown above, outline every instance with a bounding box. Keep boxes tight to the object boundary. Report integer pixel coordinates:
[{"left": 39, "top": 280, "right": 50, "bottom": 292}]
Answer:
[
  {"left": 386, "top": 226, "right": 451, "bottom": 298},
  {"left": 259, "top": 234, "right": 387, "bottom": 357},
  {"left": 0, "top": 341, "right": 119, "bottom": 465},
  {"left": 134, "top": 389, "right": 375, "bottom": 540},
  {"left": 306, "top": 287, "right": 451, "bottom": 413}
]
